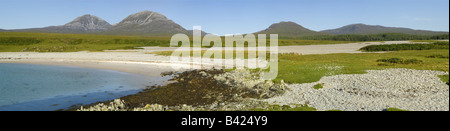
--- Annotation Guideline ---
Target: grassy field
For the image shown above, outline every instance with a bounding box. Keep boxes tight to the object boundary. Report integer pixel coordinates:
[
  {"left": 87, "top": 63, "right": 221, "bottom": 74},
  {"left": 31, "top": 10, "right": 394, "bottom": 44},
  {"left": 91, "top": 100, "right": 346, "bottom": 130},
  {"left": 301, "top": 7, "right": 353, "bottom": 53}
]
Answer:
[
  {"left": 0, "top": 32, "right": 172, "bottom": 52},
  {"left": 276, "top": 49, "right": 449, "bottom": 83},
  {"left": 150, "top": 40, "right": 449, "bottom": 84},
  {"left": 0, "top": 32, "right": 357, "bottom": 52},
  {"left": 151, "top": 49, "right": 449, "bottom": 84},
  {"left": 359, "top": 41, "right": 449, "bottom": 52}
]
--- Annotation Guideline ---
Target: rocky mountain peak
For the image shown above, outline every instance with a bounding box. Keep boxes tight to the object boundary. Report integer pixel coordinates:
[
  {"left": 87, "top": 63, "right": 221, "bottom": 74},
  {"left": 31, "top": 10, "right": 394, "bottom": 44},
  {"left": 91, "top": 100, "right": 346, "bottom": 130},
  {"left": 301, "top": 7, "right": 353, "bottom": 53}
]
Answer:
[
  {"left": 108, "top": 10, "right": 188, "bottom": 35},
  {"left": 119, "top": 11, "right": 169, "bottom": 25},
  {"left": 63, "top": 14, "right": 112, "bottom": 31}
]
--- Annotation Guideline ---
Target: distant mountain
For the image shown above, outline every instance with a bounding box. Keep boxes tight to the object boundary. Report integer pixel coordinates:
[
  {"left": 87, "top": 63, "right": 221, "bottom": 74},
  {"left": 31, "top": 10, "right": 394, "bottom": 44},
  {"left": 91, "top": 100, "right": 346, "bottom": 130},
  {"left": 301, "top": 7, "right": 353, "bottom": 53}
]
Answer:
[
  {"left": 9, "top": 11, "right": 188, "bottom": 36},
  {"left": 61, "top": 14, "right": 112, "bottom": 31},
  {"left": 13, "top": 14, "right": 112, "bottom": 33},
  {"left": 255, "top": 21, "right": 326, "bottom": 37},
  {"left": 321, "top": 24, "right": 448, "bottom": 36},
  {"left": 5, "top": 12, "right": 447, "bottom": 37},
  {"left": 105, "top": 11, "right": 188, "bottom": 36}
]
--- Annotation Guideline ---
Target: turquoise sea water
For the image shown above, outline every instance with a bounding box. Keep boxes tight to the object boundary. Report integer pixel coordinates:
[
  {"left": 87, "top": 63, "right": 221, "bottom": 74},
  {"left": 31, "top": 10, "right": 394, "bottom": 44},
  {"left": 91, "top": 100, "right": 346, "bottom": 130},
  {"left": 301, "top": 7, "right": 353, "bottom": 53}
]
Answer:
[{"left": 0, "top": 63, "right": 153, "bottom": 111}]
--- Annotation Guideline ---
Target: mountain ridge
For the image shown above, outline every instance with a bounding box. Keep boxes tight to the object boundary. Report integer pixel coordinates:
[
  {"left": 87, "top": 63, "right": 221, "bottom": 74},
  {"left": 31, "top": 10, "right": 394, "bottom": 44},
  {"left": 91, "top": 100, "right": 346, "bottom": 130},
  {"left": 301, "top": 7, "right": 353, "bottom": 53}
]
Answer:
[
  {"left": 321, "top": 23, "right": 448, "bottom": 36},
  {"left": 254, "top": 21, "right": 327, "bottom": 37},
  {"left": 3, "top": 11, "right": 448, "bottom": 37},
  {"left": 104, "top": 10, "right": 189, "bottom": 36},
  {"left": 11, "top": 14, "right": 112, "bottom": 33},
  {"left": 63, "top": 14, "right": 112, "bottom": 31}
]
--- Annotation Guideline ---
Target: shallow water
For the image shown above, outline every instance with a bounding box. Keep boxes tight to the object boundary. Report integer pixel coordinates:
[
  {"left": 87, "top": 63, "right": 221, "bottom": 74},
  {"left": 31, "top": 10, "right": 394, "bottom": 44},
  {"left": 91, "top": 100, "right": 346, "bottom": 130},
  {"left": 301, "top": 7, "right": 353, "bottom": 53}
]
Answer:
[{"left": 0, "top": 63, "right": 162, "bottom": 111}]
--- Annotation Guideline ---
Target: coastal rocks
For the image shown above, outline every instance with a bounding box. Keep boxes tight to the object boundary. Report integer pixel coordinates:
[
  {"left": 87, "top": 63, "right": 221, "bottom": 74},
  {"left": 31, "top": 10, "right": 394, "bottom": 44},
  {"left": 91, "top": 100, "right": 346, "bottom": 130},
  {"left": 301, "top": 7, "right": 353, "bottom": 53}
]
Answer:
[
  {"left": 214, "top": 69, "right": 287, "bottom": 98},
  {"left": 76, "top": 69, "right": 260, "bottom": 111},
  {"left": 77, "top": 69, "right": 286, "bottom": 111},
  {"left": 133, "top": 104, "right": 169, "bottom": 111},
  {"left": 78, "top": 98, "right": 270, "bottom": 111},
  {"left": 78, "top": 99, "right": 127, "bottom": 111},
  {"left": 76, "top": 68, "right": 449, "bottom": 111}
]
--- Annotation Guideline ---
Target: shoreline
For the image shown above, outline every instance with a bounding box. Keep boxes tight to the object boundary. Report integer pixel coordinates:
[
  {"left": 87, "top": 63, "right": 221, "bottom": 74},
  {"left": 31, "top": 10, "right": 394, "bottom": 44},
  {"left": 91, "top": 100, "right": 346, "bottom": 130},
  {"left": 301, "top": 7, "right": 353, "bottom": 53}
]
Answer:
[
  {"left": 0, "top": 62, "right": 164, "bottom": 111},
  {"left": 1, "top": 59, "right": 448, "bottom": 111},
  {"left": 0, "top": 59, "right": 179, "bottom": 78}
]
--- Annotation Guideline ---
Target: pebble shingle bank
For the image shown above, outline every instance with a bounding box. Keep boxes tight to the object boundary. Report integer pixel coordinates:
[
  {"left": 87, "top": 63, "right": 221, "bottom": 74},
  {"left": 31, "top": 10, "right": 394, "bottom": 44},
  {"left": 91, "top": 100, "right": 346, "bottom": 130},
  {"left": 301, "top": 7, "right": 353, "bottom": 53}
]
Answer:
[{"left": 265, "top": 68, "right": 449, "bottom": 111}]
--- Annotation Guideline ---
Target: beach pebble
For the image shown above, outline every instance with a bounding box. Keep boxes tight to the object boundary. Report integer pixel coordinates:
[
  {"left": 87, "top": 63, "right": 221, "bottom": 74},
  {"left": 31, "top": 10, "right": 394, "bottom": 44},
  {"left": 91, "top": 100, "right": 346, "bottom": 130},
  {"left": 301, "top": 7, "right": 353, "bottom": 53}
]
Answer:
[{"left": 264, "top": 68, "right": 449, "bottom": 111}]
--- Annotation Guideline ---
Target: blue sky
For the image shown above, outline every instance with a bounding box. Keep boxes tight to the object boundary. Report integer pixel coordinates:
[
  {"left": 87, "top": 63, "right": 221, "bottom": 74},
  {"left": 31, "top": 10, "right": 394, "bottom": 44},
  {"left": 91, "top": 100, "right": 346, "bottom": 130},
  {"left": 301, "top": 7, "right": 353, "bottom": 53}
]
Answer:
[{"left": 0, "top": 0, "right": 448, "bottom": 35}]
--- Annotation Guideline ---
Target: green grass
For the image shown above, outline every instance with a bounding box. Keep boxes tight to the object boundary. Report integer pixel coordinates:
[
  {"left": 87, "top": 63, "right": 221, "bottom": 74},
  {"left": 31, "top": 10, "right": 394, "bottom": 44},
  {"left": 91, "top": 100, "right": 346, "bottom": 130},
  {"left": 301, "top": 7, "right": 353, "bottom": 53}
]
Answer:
[
  {"left": 0, "top": 32, "right": 362, "bottom": 52},
  {"left": 274, "top": 41, "right": 449, "bottom": 84},
  {"left": 313, "top": 83, "right": 324, "bottom": 90},
  {"left": 151, "top": 49, "right": 449, "bottom": 84},
  {"left": 426, "top": 54, "right": 449, "bottom": 59},
  {"left": 359, "top": 41, "right": 449, "bottom": 52},
  {"left": 376, "top": 58, "right": 423, "bottom": 65},
  {"left": 0, "top": 32, "right": 172, "bottom": 52},
  {"left": 296, "top": 33, "right": 448, "bottom": 41},
  {"left": 276, "top": 49, "right": 449, "bottom": 83},
  {"left": 438, "top": 75, "right": 449, "bottom": 85},
  {"left": 1, "top": 32, "right": 448, "bottom": 52},
  {"left": 385, "top": 108, "right": 408, "bottom": 111},
  {"left": 150, "top": 48, "right": 448, "bottom": 84},
  {"left": 410, "top": 40, "right": 448, "bottom": 43}
]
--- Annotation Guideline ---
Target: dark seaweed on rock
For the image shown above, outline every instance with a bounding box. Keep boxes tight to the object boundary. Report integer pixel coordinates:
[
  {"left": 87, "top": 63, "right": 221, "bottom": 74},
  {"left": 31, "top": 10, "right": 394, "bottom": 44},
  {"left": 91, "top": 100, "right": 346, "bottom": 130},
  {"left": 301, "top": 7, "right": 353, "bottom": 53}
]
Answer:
[
  {"left": 117, "top": 69, "right": 262, "bottom": 108},
  {"left": 69, "top": 69, "right": 287, "bottom": 111}
]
